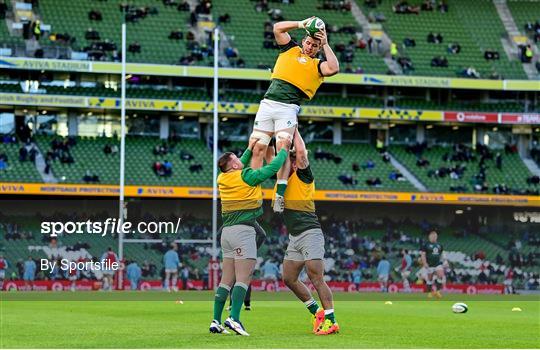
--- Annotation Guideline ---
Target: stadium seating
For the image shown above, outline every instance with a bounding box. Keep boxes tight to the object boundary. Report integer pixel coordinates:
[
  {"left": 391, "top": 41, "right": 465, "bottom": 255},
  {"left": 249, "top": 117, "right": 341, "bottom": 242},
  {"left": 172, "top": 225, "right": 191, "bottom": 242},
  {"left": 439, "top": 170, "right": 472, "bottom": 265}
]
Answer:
[
  {"left": 35, "top": 135, "right": 120, "bottom": 184},
  {"left": 0, "top": 0, "right": 536, "bottom": 81},
  {"left": 212, "top": 0, "right": 390, "bottom": 72},
  {"left": 0, "top": 82, "right": 531, "bottom": 112},
  {"left": 389, "top": 144, "right": 537, "bottom": 194},
  {"left": 0, "top": 140, "right": 42, "bottom": 183},
  {"left": 31, "top": 134, "right": 416, "bottom": 191},
  {"left": 125, "top": 136, "right": 213, "bottom": 187},
  {"left": 360, "top": 0, "right": 528, "bottom": 79},
  {"left": 307, "top": 142, "right": 416, "bottom": 191},
  {"left": 38, "top": 0, "right": 199, "bottom": 65}
]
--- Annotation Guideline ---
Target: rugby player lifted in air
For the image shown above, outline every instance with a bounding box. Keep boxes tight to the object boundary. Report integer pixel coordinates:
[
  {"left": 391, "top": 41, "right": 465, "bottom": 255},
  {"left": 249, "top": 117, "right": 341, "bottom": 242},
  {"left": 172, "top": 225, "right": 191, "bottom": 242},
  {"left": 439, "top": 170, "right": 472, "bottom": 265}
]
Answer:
[{"left": 248, "top": 17, "right": 339, "bottom": 212}]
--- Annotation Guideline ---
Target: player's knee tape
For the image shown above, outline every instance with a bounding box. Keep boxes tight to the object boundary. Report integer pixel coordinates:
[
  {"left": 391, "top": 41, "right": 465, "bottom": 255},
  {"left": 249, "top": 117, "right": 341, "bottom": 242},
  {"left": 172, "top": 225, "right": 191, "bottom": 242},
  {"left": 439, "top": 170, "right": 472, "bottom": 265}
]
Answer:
[
  {"left": 250, "top": 131, "right": 271, "bottom": 145},
  {"left": 276, "top": 131, "right": 293, "bottom": 143}
]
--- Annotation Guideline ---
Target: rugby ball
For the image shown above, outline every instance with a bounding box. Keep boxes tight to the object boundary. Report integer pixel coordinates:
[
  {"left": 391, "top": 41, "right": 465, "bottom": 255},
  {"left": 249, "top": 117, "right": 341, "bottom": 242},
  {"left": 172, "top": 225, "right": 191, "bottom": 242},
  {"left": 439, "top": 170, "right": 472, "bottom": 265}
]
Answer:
[
  {"left": 305, "top": 17, "right": 325, "bottom": 37},
  {"left": 452, "top": 302, "right": 468, "bottom": 314}
]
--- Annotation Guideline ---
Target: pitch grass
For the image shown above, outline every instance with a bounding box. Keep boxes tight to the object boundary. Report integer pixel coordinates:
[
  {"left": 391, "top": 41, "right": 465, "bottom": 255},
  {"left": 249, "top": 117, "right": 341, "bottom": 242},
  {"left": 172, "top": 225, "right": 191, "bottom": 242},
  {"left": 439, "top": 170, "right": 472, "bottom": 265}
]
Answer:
[{"left": 1, "top": 292, "right": 539, "bottom": 348}]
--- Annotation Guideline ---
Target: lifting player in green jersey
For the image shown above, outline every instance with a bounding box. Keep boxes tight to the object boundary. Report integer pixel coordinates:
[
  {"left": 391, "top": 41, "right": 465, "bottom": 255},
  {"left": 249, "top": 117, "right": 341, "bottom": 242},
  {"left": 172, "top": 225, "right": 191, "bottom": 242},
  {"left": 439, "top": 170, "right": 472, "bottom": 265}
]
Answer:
[{"left": 420, "top": 230, "right": 448, "bottom": 298}]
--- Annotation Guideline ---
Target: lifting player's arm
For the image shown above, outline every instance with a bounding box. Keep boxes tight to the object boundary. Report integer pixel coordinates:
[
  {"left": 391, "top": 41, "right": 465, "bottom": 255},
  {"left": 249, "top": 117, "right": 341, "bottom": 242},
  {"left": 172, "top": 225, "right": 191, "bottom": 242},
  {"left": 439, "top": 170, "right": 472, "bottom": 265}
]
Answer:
[
  {"left": 242, "top": 142, "right": 291, "bottom": 186},
  {"left": 239, "top": 137, "right": 261, "bottom": 167},
  {"left": 293, "top": 128, "right": 315, "bottom": 184},
  {"left": 273, "top": 17, "right": 314, "bottom": 45},
  {"left": 314, "top": 29, "right": 339, "bottom": 77},
  {"left": 293, "top": 128, "right": 309, "bottom": 170}
]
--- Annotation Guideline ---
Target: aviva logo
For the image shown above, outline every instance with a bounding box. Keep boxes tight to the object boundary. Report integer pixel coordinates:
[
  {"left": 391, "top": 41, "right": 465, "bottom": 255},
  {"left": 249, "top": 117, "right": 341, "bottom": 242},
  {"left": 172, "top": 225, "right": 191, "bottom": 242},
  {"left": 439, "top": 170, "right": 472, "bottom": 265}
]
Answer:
[{"left": 0, "top": 184, "right": 25, "bottom": 192}]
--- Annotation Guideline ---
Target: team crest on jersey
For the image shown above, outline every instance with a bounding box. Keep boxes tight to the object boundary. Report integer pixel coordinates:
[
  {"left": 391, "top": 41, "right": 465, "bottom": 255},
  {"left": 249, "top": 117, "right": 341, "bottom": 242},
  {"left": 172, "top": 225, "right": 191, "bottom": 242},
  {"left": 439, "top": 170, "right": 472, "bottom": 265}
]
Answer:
[{"left": 297, "top": 57, "right": 308, "bottom": 64}]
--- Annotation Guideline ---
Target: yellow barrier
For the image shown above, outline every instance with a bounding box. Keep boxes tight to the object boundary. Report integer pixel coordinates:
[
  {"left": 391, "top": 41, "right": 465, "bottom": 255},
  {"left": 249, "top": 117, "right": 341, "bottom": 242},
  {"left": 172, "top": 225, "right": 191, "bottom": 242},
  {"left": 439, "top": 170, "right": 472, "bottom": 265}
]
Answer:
[
  {"left": 1, "top": 183, "right": 538, "bottom": 206},
  {"left": 1, "top": 57, "right": 538, "bottom": 91}
]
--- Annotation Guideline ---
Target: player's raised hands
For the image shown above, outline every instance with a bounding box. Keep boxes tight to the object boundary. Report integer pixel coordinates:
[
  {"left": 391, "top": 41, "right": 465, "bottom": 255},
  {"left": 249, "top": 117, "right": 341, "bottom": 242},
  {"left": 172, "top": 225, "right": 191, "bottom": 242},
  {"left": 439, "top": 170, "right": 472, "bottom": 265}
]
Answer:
[
  {"left": 298, "top": 16, "right": 315, "bottom": 29},
  {"left": 314, "top": 28, "right": 328, "bottom": 46},
  {"left": 248, "top": 137, "right": 260, "bottom": 151}
]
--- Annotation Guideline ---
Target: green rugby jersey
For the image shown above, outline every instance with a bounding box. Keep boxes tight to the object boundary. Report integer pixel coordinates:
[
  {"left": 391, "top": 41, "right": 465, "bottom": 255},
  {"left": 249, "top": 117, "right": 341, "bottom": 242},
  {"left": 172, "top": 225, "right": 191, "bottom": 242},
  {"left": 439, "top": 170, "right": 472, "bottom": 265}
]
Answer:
[{"left": 420, "top": 241, "right": 444, "bottom": 267}]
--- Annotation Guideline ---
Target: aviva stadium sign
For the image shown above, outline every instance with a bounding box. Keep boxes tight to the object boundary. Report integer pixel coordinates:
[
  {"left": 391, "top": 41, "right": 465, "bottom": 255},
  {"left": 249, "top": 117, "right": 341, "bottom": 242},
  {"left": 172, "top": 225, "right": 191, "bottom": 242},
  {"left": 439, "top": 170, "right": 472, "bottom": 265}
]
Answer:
[{"left": 0, "top": 57, "right": 538, "bottom": 91}]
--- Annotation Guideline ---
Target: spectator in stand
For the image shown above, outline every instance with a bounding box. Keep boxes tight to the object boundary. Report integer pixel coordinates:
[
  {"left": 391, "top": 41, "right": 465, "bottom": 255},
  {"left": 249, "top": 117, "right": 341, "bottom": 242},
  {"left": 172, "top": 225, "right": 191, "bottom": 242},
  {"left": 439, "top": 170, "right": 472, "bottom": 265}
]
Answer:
[
  {"left": 362, "top": 159, "right": 376, "bottom": 170},
  {"left": 416, "top": 157, "right": 429, "bottom": 167},
  {"left": 89, "top": 9, "right": 103, "bottom": 21},
  {"left": 403, "top": 37, "right": 416, "bottom": 47},
  {"left": 520, "top": 45, "right": 533, "bottom": 63},
  {"left": 218, "top": 13, "right": 230, "bottom": 24},
  {"left": 128, "top": 42, "right": 141, "bottom": 54},
  {"left": 338, "top": 174, "right": 358, "bottom": 186},
  {"left": 421, "top": 0, "right": 434, "bottom": 11},
  {"left": 189, "top": 163, "right": 203, "bottom": 173},
  {"left": 177, "top": 1, "right": 190, "bottom": 11},
  {"left": 390, "top": 42, "right": 398, "bottom": 59},
  {"left": 438, "top": 0, "right": 448, "bottom": 12},
  {"left": 32, "top": 20, "right": 41, "bottom": 40},
  {"left": 393, "top": 1, "right": 420, "bottom": 14},
  {"left": 484, "top": 49, "right": 500, "bottom": 60},
  {"left": 255, "top": 0, "right": 269, "bottom": 12},
  {"left": 169, "top": 29, "right": 184, "bottom": 40},
  {"left": 85, "top": 28, "right": 100, "bottom": 40},
  {"left": 431, "top": 56, "right": 448, "bottom": 67},
  {"left": 366, "top": 177, "right": 382, "bottom": 187},
  {"left": 461, "top": 66, "right": 480, "bottom": 79},
  {"left": 163, "top": 160, "right": 173, "bottom": 176},
  {"left": 427, "top": 32, "right": 443, "bottom": 44},
  {"left": 82, "top": 170, "right": 100, "bottom": 183},
  {"left": 397, "top": 56, "right": 414, "bottom": 72},
  {"left": 447, "top": 42, "right": 461, "bottom": 54},
  {"left": 389, "top": 171, "right": 404, "bottom": 181},
  {"left": 153, "top": 162, "right": 165, "bottom": 176}
]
